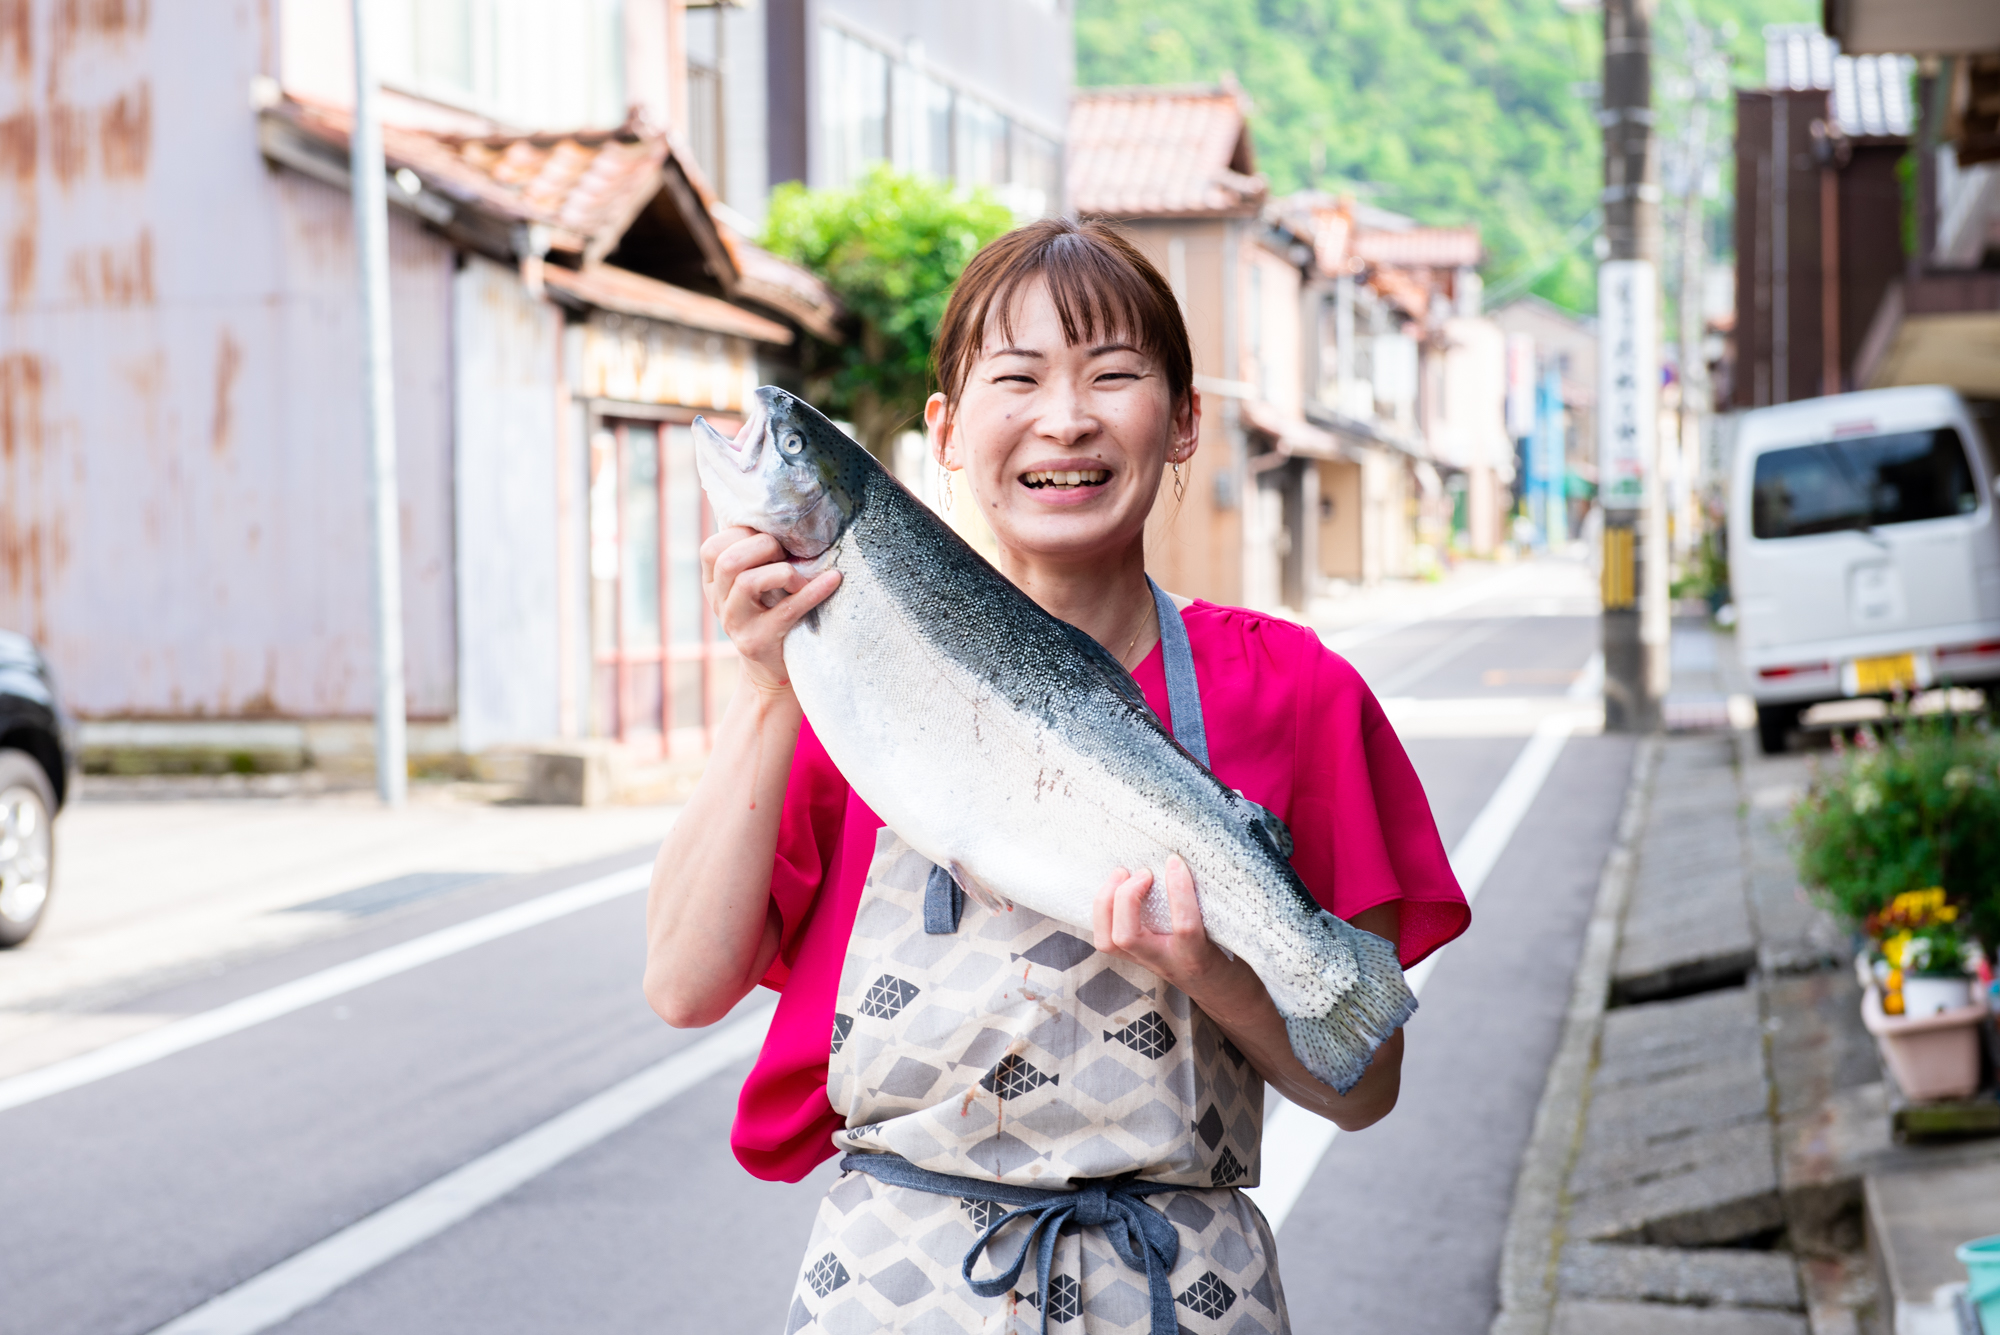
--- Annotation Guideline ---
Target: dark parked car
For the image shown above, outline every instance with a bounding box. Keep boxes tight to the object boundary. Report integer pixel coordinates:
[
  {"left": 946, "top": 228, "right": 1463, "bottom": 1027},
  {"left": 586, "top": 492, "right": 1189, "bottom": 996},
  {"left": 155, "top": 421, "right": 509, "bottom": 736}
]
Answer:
[{"left": 0, "top": 630, "right": 75, "bottom": 946}]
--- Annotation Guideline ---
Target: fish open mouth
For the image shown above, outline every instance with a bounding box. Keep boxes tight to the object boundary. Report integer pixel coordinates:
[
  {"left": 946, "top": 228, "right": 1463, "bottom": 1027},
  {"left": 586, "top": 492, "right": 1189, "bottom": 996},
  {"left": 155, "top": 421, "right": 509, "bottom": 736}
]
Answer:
[
  {"left": 1021, "top": 468, "right": 1111, "bottom": 490},
  {"left": 693, "top": 401, "right": 768, "bottom": 470}
]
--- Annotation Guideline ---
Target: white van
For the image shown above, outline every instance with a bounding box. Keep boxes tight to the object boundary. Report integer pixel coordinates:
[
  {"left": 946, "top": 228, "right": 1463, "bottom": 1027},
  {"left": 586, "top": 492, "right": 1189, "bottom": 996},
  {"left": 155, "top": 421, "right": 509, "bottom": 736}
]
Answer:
[{"left": 1728, "top": 385, "right": 2000, "bottom": 754}]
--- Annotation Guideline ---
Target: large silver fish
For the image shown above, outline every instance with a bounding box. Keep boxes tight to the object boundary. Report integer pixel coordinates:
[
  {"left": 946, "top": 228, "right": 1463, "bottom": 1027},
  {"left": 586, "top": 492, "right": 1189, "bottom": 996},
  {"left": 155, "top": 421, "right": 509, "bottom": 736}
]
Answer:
[{"left": 695, "top": 386, "right": 1415, "bottom": 1092}]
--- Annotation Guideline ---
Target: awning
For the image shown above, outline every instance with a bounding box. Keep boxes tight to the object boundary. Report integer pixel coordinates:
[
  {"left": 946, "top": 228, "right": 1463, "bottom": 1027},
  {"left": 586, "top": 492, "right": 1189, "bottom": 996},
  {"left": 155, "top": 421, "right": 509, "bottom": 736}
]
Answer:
[
  {"left": 1856, "top": 276, "right": 2000, "bottom": 396},
  {"left": 541, "top": 264, "right": 793, "bottom": 345},
  {"left": 1239, "top": 398, "right": 1351, "bottom": 461}
]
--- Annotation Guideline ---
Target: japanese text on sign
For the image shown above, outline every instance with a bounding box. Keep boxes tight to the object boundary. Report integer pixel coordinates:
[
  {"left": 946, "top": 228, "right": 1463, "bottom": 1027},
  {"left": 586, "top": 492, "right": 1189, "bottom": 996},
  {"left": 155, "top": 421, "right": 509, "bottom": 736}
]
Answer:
[{"left": 1596, "top": 260, "right": 1656, "bottom": 511}]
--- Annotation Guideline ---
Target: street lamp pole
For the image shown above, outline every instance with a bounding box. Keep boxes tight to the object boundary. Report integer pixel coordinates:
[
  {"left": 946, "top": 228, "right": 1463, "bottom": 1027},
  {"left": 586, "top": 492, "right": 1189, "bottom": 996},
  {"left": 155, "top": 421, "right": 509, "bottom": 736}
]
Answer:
[
  {"left": 1599, "top": 0, "right": 1669, "bottom": 731},
  {"left": 351, "top": 0, "right": 408, "bottom": 805}
]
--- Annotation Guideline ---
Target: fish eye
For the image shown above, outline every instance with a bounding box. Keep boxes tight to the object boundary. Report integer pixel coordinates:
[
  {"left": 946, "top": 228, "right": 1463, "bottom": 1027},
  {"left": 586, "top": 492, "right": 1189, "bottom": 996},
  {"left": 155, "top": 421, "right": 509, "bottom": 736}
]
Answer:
[{"left": 781, "top": 432, "right": 805, "bottom": 456}]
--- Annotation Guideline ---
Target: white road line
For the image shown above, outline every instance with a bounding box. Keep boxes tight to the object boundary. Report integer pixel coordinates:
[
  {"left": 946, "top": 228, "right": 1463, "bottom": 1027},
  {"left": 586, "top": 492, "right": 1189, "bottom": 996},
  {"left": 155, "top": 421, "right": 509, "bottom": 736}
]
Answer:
[
  {"left": 1320, "top": 564, "right": 1539, "bottom": 653},
  {"left": 1368, "top": 617, "right": 1511, "bottom": 698},
  {"left": 1248, "top": 656, "right": 1602, "bottom": 1232},
  {"left": 0, "top": 863, "right": 654, "bottom": 1115},
  {"left": 145, "top": 1002, "right": 776, "bottom": 1335}
]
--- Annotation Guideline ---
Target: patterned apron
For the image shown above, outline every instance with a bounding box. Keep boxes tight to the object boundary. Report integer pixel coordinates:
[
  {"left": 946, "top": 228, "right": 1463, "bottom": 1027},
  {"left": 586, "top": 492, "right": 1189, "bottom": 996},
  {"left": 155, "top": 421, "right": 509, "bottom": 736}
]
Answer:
[{"left": 780, "top": 585, "right": 1292, "bottom": 1335}]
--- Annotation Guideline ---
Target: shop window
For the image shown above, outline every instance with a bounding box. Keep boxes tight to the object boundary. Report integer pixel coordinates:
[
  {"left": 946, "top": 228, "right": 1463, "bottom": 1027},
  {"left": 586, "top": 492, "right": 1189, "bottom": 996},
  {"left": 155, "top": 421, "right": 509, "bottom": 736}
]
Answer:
[{"left": 589, "top": 419, "right": 737, "bottom": 755}]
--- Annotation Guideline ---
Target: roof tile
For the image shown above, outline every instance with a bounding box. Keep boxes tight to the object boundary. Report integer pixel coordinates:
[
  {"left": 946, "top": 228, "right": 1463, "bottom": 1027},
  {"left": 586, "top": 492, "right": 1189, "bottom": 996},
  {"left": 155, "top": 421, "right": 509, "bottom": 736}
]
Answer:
[{"left": 1068, "top": 85, "right": 1266, "bottom": 217}]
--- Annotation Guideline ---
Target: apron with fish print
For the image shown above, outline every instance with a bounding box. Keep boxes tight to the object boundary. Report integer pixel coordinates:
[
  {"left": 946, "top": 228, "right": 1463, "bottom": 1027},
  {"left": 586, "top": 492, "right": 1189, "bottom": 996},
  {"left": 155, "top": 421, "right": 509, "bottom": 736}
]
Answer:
[{"left": 782, "top": 580, "right": 1292, "bottom": 1335}]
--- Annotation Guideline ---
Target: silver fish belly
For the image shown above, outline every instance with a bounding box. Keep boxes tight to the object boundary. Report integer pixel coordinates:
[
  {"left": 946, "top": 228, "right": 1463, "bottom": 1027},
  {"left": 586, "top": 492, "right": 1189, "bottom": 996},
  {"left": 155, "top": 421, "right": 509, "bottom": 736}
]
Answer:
[{"left": 696, "top": 387, "right": 1418, "bottom": 1093}]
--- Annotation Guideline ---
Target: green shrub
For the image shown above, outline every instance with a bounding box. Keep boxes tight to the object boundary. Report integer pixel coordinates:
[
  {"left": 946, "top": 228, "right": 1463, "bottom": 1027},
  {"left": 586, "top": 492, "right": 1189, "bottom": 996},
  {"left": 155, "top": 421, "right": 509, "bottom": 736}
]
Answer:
[
  {"left": 761, "top": 167, "right": 1014, "bottom": 460},
  {"left": 1790, "top": 718, "right": 2000, "bottom": 953}
]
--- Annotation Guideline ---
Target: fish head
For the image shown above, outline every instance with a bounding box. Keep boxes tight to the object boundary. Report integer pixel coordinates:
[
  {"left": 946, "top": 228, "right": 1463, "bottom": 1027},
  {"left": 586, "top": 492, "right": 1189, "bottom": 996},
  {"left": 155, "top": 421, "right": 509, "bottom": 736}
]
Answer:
[{"left": 693, "top": 386, "right": 870, "bottom": 570}]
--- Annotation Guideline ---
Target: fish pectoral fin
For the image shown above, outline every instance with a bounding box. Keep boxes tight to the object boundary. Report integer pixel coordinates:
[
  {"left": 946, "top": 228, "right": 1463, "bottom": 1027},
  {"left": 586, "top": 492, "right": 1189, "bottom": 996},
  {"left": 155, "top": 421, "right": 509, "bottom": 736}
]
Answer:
[{"left": 949, "top": 860, "right": 1012, "bottom": 914}]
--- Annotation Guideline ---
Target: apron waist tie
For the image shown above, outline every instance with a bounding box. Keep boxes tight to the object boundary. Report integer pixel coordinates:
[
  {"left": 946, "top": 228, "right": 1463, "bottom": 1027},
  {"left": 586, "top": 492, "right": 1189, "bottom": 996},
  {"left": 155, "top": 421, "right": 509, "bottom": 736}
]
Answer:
[{"left": 839, "top": 1151, "right": 1181, "bottom": 1335}]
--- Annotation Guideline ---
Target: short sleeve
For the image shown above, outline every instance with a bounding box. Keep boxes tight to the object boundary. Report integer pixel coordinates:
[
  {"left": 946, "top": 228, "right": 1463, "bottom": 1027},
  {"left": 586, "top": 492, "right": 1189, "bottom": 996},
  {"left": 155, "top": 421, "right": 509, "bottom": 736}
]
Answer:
[
  {"left": 1285, "top": 640, "right": 1468, "bottom": 967},
  {"left": 760, "top": 721, "right": 850, "bottom": 989},
  {"left": 734, "top": 719, "right": 873, "bottom": 1181}
]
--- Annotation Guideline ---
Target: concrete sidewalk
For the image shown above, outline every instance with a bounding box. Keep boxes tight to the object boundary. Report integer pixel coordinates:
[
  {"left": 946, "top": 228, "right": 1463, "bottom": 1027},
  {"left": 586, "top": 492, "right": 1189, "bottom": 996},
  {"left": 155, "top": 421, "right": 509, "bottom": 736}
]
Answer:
[
  {"left": 1, "top": 782, "right": 677, "bottom": 1080},
  {"left": 1491, "top": 706, "right": 2000, "bottom": 1334}
]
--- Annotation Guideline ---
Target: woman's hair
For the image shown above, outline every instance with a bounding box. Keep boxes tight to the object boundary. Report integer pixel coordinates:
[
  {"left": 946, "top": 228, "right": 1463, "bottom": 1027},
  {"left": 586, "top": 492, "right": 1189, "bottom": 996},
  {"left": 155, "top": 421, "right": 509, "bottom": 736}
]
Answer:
[{"left": 931, "top": 217, "right": 1194, "bottom": 410}]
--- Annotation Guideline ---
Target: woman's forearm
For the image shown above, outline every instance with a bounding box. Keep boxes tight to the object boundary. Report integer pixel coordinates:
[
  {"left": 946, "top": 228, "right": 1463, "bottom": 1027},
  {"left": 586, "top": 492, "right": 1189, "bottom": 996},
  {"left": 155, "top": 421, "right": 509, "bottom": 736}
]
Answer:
[
  {"left": 1183, "top": 954, "right": 1404, "bottom": 1131},
  {"left": 643, "top": 678, "right": 807, "bottom": 1028}
]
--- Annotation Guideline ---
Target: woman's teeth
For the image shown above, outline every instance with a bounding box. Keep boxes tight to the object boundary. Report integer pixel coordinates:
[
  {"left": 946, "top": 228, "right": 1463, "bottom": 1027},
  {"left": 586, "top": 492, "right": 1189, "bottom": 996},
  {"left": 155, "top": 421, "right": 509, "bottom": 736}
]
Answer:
[{"left": 1022, "top": 469, "right": 1110, "bottom": 489}]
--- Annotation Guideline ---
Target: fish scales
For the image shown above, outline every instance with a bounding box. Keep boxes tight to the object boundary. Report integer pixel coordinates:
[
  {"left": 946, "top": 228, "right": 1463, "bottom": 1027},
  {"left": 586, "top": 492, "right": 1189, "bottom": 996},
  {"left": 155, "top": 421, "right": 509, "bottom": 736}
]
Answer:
[{"left": 696, "top": 387, "right": 1417, "bottom": 1092}]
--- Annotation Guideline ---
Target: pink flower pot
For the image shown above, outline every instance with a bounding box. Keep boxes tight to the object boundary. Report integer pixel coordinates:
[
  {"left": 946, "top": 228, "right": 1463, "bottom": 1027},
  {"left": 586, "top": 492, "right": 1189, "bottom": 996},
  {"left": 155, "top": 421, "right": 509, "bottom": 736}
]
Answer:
[{"left": 1862, "top": 987, "right": 1984, "bottom": 1101}]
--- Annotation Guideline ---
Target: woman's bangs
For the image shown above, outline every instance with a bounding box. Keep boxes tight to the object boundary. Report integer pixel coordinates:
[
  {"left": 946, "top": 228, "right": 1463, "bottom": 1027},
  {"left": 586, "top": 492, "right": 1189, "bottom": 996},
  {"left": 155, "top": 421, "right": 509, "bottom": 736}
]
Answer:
[{"left": 987, "top": 239, "right": 1163, "bottom": 370}]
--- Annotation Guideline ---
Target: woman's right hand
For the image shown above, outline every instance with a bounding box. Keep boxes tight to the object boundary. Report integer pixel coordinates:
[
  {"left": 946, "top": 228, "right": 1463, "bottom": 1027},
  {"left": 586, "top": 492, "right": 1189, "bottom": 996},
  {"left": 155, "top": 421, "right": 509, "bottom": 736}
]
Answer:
[{"left": 702, "top": 527, "right": 842, "bottom": 695}]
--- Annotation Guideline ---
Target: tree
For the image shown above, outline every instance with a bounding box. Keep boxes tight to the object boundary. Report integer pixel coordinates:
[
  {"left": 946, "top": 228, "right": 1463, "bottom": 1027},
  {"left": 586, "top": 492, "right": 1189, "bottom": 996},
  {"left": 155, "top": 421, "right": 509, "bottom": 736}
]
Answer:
[
  {"left": 1075, "top": 0, "right": 1815, "bottom": 314},
  {"left": 761, "top": 167, "right": 1015, "bottom": 460}
]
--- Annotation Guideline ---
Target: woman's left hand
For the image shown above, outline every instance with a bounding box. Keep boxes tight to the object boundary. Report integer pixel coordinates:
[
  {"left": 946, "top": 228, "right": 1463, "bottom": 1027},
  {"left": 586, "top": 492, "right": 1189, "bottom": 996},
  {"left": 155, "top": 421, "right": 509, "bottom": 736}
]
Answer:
[
  {"left": 1090, "top": 856, "right": 1407, "bottom": 1132},
  {"left": 1090, "top": 857, "right": 1235, "bottom": 997}
]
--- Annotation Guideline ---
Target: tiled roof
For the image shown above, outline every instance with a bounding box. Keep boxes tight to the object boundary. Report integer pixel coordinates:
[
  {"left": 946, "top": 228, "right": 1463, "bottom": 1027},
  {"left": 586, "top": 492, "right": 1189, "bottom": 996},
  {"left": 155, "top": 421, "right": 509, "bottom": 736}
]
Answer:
[
  {"left": 541, "top": 265, "right": 793, "bottom": 344},
  {"left": 1068, "top": 84, "right": 1266, "bottom": 218},
  {"left": 1272, "top": 193, "right": 1359, "bottom": 273},
  {"left": 1763, "top": 24, "right": 1914, "bottom": 137},
  {"left": 272, "top": 99, "right": 665, "bottom": 260},
  {"left": 1353, "top": 227, "right": 1483, "bottom": 269},
  {"left": 722, "top": 228, "right": 844, "bottom": 343},
  {"left": 1369, "top": 267, "right": 1435, "bottom": 321},
  {"left": 262, "top": 98, "right": 842, "bottom": 340}
]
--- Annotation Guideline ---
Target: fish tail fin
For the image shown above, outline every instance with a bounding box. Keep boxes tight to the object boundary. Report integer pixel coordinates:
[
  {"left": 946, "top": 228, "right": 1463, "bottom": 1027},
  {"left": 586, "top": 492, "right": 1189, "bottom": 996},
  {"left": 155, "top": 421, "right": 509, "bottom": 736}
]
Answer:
[{"left": 1283, "top": 918, "right": 1418, "bottom": 1095}]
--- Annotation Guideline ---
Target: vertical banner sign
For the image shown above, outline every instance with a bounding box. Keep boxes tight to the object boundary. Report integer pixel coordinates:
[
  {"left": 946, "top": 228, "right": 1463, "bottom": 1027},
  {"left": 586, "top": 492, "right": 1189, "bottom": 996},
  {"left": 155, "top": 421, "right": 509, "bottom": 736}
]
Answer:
[{"left": 1596, "top": 260, "right": 1656, "bottom": 511}]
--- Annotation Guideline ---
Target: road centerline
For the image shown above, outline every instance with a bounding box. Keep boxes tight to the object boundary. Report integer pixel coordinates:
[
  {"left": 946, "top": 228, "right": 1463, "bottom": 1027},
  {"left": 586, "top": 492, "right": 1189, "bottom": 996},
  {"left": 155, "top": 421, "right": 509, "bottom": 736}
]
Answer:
[{"left": 0, "top": 862, "right": 655, "bottom": 1115}]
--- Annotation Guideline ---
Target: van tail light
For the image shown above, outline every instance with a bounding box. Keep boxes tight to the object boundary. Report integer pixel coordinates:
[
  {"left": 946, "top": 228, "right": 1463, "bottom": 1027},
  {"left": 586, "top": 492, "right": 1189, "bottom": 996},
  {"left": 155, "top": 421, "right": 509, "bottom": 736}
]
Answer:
[
  {"left": 1937, "top": 640, "right": 2000, "bottom": 660},
  {"left": 1758, "top": 662, "right": 1831, "bottom": 679}
]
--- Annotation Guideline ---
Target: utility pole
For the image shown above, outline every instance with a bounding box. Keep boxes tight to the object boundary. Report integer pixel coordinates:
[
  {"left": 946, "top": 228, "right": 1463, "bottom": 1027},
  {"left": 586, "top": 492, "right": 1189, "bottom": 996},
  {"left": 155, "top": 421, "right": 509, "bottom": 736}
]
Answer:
[
  {"left": 352, "top": 0, "right": 408, "bottom": 806},
  {"left": 1599, "top": 0, "right": 1668, "bottom": 732}
]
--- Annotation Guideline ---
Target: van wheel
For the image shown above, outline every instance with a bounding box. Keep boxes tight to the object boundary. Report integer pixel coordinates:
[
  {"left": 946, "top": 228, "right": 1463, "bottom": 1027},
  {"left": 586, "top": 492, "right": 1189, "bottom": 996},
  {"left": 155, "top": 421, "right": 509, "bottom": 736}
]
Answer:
[
  {"left": 1756, "top": 703, "right": 1801, "bottom": 756},
  {"left": 0, "top": 748, "right": 55, "bottom": 947}
]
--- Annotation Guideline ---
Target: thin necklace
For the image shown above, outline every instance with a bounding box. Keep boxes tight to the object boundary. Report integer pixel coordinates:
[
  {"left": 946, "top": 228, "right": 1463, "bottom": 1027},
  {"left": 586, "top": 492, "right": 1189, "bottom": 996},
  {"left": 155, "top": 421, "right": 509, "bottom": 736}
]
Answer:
[{"left": 1119, "top": 604, "right": 1154, "bottom": 671}]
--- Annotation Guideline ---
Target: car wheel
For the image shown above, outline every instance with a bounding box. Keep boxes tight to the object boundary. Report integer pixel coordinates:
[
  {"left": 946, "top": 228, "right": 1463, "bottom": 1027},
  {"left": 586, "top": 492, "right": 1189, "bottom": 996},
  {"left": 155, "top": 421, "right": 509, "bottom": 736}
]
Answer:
[
  {"left": 0, "top": 748, "right": 56, "bottom": 947},
  {"left": 1756, "top": 703, "right": 1801, "bottom": 757}
]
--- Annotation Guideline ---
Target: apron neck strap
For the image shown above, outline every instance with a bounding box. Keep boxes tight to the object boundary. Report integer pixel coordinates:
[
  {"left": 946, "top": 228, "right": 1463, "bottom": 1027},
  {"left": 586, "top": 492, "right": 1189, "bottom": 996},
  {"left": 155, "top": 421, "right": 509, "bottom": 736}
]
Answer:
[{"left": 1146, "top": 577, "right": 1208, "bottom": 768}]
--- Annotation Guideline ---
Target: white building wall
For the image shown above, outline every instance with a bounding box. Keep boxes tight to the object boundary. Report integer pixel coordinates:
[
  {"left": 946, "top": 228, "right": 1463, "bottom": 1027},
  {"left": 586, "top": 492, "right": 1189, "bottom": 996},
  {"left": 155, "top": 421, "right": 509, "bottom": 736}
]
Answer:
[{"left": 452, "top": 255, "right": 563, "bottom": 750}]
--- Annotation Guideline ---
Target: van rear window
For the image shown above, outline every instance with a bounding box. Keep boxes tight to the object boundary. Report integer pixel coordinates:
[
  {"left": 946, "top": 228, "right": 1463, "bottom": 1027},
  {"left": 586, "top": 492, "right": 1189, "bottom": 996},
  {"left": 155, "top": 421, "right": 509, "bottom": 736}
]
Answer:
[{"left": 1751, "top": 427, "right": 1978, "bottom": 539}]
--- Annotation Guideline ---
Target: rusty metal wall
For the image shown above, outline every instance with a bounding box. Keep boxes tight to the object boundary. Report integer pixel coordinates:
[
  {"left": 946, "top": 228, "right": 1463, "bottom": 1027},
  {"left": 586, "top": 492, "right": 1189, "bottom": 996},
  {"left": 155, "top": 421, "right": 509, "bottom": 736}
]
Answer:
[{"left": 0, "top": 1, "right": 458, "bottom": 721}]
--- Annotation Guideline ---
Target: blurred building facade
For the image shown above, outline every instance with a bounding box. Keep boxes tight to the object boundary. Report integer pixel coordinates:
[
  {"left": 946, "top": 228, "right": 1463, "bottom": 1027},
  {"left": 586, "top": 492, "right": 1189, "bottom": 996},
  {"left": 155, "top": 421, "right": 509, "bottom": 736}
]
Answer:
[
  {"left": 1723, "top": 20, "right": 2000, "bottom": 412},
  {"left": 0, "top": 1, "right": 818, "bottom": 769},
  {"left": 1066, "top": 83, "right": 1515, "bottom": 612},
  {"left": 1491, "top": 296, "right": 1598, "bottom": 545},
  {"left": 0, "top": 0, "right": 1071, "bottom": 771}
]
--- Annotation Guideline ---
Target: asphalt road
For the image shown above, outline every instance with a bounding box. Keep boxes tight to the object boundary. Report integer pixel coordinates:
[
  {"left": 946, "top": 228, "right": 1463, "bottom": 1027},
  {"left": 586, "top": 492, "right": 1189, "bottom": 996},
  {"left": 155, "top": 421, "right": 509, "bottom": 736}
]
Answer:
[{"left": 5, "top": 564, "right": 1635, "bottom": 1335}]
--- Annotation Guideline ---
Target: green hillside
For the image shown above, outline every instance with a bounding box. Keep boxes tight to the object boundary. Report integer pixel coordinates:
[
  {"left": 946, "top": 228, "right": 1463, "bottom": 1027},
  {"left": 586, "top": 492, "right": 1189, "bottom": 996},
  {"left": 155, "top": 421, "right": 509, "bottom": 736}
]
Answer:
[{"left": 1076, "top": 0, "right": 1815, "bottom": 312}]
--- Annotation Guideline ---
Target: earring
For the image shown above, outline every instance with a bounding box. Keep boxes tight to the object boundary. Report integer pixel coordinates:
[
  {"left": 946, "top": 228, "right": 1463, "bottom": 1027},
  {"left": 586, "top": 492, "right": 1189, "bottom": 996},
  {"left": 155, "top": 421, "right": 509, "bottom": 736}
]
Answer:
[
  {"left": 939, "top": 466, "right": 955, "bottom": 513},
  {"left": 1172, "top": 459, "right": 1186, "bottom": 504}
]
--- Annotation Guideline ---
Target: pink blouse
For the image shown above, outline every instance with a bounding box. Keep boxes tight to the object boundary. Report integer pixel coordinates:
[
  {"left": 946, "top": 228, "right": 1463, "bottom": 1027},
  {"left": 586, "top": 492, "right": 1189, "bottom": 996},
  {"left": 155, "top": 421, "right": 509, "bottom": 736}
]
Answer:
[{"left": 731, "top": 600, "right": 1469, "bottom": 1183}]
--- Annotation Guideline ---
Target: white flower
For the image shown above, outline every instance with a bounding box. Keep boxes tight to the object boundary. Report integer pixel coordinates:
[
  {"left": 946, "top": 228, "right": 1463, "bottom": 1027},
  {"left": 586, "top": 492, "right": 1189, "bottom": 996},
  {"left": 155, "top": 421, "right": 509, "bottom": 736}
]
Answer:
[
  {"left": 1945, "top": 765, "right": 1975, "bottom": 791},
  {"left": 1851, "top": 782, "right": 1882, "bottom": 815}
]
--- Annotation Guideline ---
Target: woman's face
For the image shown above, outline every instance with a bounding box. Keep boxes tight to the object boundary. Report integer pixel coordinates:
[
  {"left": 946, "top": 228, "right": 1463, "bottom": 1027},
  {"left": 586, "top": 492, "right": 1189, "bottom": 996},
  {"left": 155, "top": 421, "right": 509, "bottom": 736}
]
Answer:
[{"left": 927, "top": 278, "right": 1199, "bottom": 566}]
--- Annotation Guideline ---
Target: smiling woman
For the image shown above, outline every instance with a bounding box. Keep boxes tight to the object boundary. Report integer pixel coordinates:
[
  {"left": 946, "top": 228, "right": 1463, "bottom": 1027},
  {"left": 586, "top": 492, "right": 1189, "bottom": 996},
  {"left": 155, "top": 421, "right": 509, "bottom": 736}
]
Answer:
[
  {"left": 920, "top": 221, "right": 1198, "bottom": 654},
  {"left": 645, "top": 218, "right": 1464, "bottom": 1335}
]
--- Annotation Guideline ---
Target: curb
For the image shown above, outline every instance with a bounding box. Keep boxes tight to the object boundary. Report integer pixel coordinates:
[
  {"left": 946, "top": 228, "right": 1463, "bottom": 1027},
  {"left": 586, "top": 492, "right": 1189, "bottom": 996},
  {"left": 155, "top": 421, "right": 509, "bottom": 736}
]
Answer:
[{"left": 1488, "top": 735, "right": 1660, "bottom": 1335}]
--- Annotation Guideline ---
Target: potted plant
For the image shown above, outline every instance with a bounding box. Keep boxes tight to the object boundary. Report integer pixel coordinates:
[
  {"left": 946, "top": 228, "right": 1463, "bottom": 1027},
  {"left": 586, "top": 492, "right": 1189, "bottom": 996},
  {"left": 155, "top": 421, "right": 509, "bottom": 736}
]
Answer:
[
  {"left": 1793, "top": 720, "right": 2000, "bottom": 1103},
  {"left": 1856, "top": 889, "right": 1984, "bottom": 1100}
]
